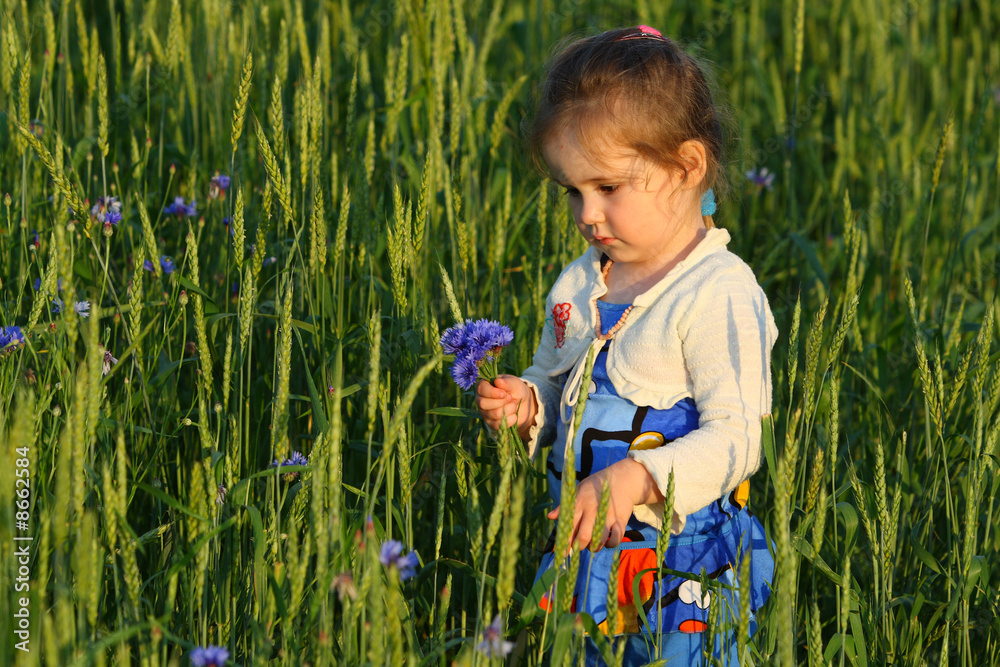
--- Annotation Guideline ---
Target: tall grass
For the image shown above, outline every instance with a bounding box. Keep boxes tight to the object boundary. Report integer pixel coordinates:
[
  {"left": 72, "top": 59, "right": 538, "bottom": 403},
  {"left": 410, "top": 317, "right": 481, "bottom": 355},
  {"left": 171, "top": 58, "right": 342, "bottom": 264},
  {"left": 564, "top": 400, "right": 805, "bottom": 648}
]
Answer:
[{"left": 0, "top": 0, "right": 998, "bottom": 665}]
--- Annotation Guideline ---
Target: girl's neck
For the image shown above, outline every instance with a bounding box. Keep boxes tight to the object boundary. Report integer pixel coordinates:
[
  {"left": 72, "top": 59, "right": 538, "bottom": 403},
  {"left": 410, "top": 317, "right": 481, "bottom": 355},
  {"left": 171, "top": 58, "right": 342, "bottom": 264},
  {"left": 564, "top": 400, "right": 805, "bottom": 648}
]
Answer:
[{"left": 600, "top": 226, "right": 708, "bottom": 303}]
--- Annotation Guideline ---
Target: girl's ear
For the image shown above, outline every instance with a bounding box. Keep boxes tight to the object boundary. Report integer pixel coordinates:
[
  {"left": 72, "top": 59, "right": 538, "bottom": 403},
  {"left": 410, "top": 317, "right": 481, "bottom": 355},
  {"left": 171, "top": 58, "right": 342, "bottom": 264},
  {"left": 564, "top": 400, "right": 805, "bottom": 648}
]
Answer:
[{"left": 676, "top": 139, "right": 708, "bottom": 190}]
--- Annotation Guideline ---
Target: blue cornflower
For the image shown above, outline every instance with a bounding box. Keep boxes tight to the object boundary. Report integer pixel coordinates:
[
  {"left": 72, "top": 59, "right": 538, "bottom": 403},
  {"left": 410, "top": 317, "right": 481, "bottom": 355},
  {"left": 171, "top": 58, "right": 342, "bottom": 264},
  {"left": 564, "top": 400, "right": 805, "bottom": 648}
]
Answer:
[
  {"left": 262, "top": 256, "right": 277, "bottom": 267},
  {"left": 450, "top": 354, "right": 480, "bottom": 391},
  {"left": 439, "top": 323, "right": 469, "bottom": 355},
  {"left": 51, "top": 297, "right": 63, "bottom": 314},
  {"left": 91, "top": 196, "right": 122, "bottom": 225},
  {"left": 189, "top": 645, "right": 229, "bottom": 666},
  {"left": 270, "top": 451, "right": 309, "bottom": 481},
  {"left": 439, "top": 319, "right": 514, "bottom": 390},
  {"left": 745, "top": 167, "right": 775, "bottom": 191},
  {"left": 477, "top": 615, "right": 514, "bottom": 658},
  {"left": 379, "top": 540, "right": 420, "bottom": 581},
  {"left": 466, "top": 318, "right": 514, "bottom": 352},
  {"left": 209, "top": 174, "right": 231, "bottom": 200},
  {"left": 75, "top": 301, "right": 91, "bottom": 318},
  {"left": 0, "top": 325, "right": 26, "bottom": 357},
  {"left": 286, "top": 451, "right": 309, "bottom": 466},
  {"left": 144, "top": 256, "right": 175, "bottom": 274},
  {"left": 164, "top": 196, "right": 198, "bottom": 217}
]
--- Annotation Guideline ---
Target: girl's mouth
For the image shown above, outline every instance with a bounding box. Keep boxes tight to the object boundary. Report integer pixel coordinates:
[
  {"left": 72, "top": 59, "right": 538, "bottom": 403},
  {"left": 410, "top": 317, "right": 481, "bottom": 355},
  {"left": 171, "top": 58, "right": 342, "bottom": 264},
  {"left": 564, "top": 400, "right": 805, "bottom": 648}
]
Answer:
[{"left": 593, "top": 236, "right": 616, "bottom": 245}]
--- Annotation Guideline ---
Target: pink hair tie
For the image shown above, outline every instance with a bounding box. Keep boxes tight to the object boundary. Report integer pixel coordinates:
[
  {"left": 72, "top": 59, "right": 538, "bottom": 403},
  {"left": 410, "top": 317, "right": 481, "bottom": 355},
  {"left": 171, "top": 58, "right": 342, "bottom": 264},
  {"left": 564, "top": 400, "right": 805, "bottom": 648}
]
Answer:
[{"left": 615, "top": 25, "right": 668, "bottom": 42}]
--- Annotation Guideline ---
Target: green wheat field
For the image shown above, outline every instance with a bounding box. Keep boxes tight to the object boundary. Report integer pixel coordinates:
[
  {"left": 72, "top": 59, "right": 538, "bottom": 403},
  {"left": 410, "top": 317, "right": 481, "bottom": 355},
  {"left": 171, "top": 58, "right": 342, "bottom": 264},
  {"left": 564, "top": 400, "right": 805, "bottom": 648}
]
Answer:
[{"left": 0, "top": 0, "right": 998, "bottom": 665}]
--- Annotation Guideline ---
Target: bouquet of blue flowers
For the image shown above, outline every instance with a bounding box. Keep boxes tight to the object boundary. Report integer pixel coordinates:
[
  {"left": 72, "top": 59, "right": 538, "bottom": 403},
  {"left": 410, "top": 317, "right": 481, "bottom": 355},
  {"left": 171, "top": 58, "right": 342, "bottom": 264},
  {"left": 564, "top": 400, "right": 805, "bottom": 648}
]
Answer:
[
  {"left": 439, "top": 319, "right": 514, "bottom": 390},
  {"left": 439, "top": 319, "right": 528, "bottom": 463}
]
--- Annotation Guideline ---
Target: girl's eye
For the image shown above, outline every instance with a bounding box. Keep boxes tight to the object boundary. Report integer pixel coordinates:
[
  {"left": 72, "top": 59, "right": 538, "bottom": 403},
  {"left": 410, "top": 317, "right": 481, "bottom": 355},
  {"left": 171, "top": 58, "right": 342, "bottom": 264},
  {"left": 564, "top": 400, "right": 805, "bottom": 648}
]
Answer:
[
  {"left": 599, "top": 184, "right": 620, "bottom": 194},
  {"left": 562, "top": 186, "right": 581, "bottom": 199}
]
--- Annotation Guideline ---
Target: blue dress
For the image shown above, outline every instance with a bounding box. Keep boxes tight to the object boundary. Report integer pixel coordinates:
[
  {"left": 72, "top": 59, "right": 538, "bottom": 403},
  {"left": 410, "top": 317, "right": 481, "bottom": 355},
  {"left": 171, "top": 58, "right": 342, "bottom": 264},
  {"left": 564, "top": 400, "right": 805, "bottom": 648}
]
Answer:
[{"left": 533, "top": 301, "right": 774, "bottom": 665}]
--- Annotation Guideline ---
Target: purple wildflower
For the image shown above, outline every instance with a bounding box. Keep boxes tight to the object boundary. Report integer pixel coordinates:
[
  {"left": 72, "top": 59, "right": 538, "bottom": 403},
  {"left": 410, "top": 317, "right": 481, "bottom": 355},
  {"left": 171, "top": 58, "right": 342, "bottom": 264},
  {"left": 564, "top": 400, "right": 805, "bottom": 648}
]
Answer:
[
  {"left": 745, "top": 167, "right": 775, "bottom": 191},
  {"left": 189, "top": 645, "right": 229, "bottom": 667},
  {"left": 144, "top": 255, "right": 176, "bottom": 274},
  {"left": 1, "top": 325, "right": 26, "bottom": 357},
  {"left": 74, "top": 301, "right": 91, "bottom": 318},
  {"left": 51, "top": 297, "right": 64, "bottom": 314},
  {"left": 287, "top": 451, "right": 309, "bottom": 466},
  {"left": 102, "top": 349, "right": 118, "bottom": 375},
  {"left": 477, "top": 615, "right": 514, "bottom": 658},
  {"left": 209, "top": 174, "right": 231, "bottom": 200},
  {"left": 466, "top": 318, "right": 514, "bottom": 352},
  {"left": 440, "top": 319, "right": 513, "bottom": 359},
  {"left": 450, "top": 354, "right": 479, "bottom": 391},
  {"left": 270, "top": 451, "right": 308, "bottom": 481},
  {"left": 270, "top": 451, "right": 309, "bottom": 468},
  {"left": 439, "top": 323, "right": 469, "bottom": 355},
  {"left": 164, "top": 196, "right": 197, "bottom": 217},
  {"left": 439, "top": 319, "right": 514, "bottom": 390},
  {"left": 379, "top": 540, "right": 420, "bottom": 581},
  {"left": 91, "top": 196, "right": 122, "bottom": 225}
]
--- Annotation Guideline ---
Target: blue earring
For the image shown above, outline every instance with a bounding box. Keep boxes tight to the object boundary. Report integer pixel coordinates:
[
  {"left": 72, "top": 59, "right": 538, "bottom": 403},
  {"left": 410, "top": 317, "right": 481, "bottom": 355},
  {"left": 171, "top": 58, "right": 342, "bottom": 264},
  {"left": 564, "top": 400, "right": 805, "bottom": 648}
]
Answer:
[{"left": 700, "top": 188, "right": 717, "bottom": 216}]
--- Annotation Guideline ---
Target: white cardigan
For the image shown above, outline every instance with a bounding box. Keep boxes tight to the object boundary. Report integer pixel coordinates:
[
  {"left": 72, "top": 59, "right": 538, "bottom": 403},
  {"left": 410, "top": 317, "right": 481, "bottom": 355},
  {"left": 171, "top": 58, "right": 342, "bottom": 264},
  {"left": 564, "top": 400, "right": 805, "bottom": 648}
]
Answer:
[{"left": 521, "top": 228, "right": 778, "bottom": 533}]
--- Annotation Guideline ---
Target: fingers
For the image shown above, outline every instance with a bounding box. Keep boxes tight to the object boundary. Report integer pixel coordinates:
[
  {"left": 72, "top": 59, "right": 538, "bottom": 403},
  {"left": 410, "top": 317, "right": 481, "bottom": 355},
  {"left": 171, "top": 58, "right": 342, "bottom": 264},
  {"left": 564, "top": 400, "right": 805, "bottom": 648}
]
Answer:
[
  {"left": 492, "top": 375, "right": 522, "bottom": 394},
  {"left": 605, "top": 522, "right": 624, "bottom": 549}
]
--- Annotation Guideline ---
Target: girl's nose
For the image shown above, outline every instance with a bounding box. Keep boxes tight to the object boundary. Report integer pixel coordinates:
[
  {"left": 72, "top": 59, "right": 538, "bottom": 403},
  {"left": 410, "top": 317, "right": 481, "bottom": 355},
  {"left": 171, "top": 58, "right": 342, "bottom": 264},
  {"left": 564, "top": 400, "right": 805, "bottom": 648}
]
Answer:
[{"left": 580, "top": 197, "right": 604, "bottom": 226}]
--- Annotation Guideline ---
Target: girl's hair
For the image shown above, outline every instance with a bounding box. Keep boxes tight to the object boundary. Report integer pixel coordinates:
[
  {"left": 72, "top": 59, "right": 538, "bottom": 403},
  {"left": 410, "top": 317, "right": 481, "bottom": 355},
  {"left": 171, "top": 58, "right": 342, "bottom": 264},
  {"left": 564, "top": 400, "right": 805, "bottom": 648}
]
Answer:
[{"left": 527, "top": 27, "right": 729, "bottom": 198}]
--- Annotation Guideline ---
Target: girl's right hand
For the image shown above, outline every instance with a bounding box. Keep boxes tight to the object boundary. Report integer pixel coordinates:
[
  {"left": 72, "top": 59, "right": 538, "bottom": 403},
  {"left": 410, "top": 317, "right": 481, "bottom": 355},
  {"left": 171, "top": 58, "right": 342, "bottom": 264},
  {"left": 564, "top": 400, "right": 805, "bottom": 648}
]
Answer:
[{"left": 475, "top": 374, "right": 537, "bottom": 441}]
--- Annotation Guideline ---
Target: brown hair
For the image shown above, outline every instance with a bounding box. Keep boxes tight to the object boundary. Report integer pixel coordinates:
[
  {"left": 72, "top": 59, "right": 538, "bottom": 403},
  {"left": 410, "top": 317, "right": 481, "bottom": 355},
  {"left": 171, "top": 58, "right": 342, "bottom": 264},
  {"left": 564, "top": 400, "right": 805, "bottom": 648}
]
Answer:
[{"left": 527, "top": 27, "right": 729, "bottom": 201}]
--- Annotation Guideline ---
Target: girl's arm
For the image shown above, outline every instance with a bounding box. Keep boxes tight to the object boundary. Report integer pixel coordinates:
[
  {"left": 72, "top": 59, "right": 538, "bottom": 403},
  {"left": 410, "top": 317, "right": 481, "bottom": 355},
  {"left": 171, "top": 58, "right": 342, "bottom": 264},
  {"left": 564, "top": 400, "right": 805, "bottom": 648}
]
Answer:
[
  {"left": 549, "top": 457, "right": 663, "bottom": 552},
  {"left": 628, "top": 269, "right": 777, "bottom": 534}
]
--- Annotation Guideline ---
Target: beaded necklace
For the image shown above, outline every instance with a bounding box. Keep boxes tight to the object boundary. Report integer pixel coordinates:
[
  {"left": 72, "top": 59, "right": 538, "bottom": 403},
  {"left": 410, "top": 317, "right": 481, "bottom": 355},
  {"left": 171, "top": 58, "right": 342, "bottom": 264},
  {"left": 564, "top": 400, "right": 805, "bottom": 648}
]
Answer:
[{"left": 596, "top": 258, "right": 634, "bottom": 340}]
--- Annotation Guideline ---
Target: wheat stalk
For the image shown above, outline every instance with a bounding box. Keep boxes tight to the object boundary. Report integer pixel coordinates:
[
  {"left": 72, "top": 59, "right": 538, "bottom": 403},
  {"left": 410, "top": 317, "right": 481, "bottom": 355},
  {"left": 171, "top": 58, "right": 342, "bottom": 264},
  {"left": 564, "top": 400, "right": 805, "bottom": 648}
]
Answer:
[
  {"left": 15, "top": 123, "right": 88, "bottom": 236},
  {"left": 254, "top": 120, "right": 294, "bottom": 223},
  {"left": 97, "top": 51, "right": 109, "bottom": 158},
  {"left": 272, "top": 277, "right": 294, "bottom": 458},
  {"left": 231, "top": 49, "right": 253, "bottom": 154}
]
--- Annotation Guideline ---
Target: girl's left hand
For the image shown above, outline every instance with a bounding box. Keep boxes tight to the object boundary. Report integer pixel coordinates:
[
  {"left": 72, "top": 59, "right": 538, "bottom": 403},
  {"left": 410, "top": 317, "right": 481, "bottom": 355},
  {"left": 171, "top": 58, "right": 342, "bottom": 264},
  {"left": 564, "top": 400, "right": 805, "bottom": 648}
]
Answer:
[{"left": 547, "top": 458, "right": 664, "bottom": 552}]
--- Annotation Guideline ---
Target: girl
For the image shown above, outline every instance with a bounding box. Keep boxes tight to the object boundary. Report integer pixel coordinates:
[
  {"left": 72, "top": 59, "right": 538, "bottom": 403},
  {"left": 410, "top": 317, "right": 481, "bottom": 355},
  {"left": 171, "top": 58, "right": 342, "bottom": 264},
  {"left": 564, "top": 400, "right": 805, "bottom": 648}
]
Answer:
[{"left": 476, "top": 26, "right": 776, "bottom": 665}]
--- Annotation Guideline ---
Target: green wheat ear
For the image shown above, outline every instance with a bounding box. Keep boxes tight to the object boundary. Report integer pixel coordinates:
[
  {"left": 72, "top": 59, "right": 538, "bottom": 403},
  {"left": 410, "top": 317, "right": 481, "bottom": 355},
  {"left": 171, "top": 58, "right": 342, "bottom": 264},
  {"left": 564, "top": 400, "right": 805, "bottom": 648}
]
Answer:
[
  {"left": 15, "top": 122, "right": 89, "bottom": 237},
  {"left": 96, "top": 51, "right": 109, "bottom": 158},
  {"left": 232, "top": 49, "right": 253, "bottom": 155}
]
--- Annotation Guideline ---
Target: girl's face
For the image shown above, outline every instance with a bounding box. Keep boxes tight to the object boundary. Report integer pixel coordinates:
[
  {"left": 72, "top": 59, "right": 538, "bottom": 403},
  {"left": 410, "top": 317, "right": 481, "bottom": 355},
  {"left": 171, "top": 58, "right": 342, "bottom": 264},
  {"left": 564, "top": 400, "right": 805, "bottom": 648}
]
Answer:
[{"left": 543, "top": 125, "right": 706, "bottom": 283}]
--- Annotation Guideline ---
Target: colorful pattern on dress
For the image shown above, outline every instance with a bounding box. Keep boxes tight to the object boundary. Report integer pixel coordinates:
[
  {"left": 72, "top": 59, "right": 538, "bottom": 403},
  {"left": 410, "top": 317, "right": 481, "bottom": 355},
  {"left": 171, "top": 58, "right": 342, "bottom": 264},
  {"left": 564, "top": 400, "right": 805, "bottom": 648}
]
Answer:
[{"left": 533, "top": 301, "right": 774, "bottom": 641}]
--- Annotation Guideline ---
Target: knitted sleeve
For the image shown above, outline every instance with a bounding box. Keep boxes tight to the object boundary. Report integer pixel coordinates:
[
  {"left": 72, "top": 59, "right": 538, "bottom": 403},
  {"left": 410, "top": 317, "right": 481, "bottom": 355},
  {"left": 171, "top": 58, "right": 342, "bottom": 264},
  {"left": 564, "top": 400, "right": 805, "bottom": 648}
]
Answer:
[{"left": 627, "top": 267, "right": 777, "bottom": 533}]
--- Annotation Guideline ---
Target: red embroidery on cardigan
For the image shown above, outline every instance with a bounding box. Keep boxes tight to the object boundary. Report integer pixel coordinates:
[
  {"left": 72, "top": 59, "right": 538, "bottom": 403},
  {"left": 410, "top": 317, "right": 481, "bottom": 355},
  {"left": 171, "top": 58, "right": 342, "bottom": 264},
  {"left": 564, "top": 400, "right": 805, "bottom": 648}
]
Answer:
[{"left": 552, "top": 303, "right": 571, "bottom": 348}]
